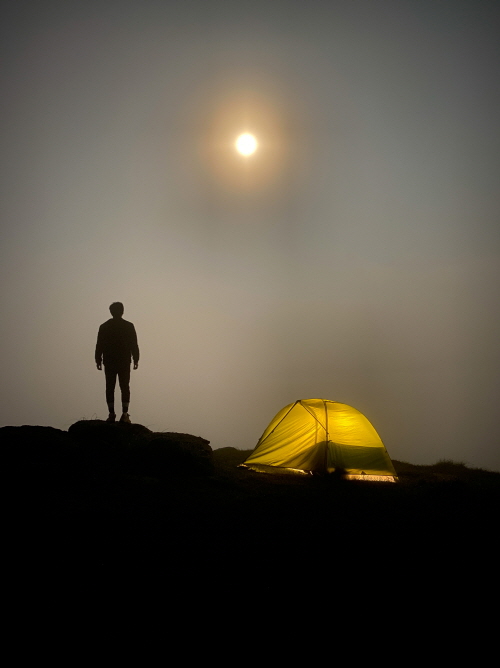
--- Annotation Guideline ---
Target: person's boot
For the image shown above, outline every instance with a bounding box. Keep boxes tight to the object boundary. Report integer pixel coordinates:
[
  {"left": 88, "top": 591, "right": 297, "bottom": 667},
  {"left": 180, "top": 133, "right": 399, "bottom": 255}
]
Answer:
[
  {"left": 106, "top": 413, "right": 116, "bottom": 423},
  {"left": 120, "top": 413, "right": 131, "bottom": 424}
]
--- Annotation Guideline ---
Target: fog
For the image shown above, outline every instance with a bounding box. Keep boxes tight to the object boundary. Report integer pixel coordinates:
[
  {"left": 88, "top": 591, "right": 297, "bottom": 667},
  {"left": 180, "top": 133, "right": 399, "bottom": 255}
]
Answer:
[{"left": 1, "top": 1, "right": 499, "bottom": 470}]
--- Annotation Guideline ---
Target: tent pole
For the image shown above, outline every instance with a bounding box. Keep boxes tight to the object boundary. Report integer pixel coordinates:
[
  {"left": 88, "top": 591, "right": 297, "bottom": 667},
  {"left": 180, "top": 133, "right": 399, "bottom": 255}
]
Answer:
[{"left": 324, "top": 399, "right": 329, "bottom": 473}]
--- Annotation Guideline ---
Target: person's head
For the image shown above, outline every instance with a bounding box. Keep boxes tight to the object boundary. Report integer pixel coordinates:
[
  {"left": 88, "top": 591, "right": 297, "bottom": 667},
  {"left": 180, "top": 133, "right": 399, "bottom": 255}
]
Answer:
[{"left": 109, "top": 302, "right": 124, "bottom": 318}]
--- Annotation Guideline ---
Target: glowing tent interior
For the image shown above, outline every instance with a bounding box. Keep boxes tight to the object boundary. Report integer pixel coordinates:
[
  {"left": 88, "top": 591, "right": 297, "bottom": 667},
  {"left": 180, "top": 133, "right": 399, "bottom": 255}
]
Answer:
[{"left": 242, "top": 399, "right": 398, "bottom": 481}]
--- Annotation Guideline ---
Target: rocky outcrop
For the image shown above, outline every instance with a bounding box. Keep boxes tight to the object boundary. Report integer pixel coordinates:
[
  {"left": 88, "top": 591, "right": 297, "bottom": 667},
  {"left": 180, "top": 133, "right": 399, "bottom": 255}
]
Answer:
[
  {"left": 69, "top": 419, "right": 213, "bottom": 477},
  {"left": 2, "top": 420, "right": 213, "bottom": 479}
]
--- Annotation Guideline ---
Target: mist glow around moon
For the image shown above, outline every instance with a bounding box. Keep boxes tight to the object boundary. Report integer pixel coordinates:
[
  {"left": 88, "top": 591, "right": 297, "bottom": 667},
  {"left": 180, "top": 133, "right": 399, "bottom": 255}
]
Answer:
[{"left": 236, "top": 133, "right": 257, "bottom": 155}]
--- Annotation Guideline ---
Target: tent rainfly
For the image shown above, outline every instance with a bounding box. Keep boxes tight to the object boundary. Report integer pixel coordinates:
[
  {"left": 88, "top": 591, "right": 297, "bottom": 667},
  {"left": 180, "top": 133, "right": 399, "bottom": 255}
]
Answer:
[{"left": 242, "top": 399, "right": 398, "bottom": 481}]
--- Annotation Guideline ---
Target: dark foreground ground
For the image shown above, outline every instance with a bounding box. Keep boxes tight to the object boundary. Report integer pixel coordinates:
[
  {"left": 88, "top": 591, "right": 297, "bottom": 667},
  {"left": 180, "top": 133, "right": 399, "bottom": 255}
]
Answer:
[{"left": 6, "top": 422, "right": 499, "bottom": 601}]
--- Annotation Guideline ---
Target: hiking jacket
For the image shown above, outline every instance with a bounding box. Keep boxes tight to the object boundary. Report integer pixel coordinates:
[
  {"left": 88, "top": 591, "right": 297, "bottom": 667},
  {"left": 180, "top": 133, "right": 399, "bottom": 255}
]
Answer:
[{"left": 95, "top": 318, "right": 139, "bottom": 366}]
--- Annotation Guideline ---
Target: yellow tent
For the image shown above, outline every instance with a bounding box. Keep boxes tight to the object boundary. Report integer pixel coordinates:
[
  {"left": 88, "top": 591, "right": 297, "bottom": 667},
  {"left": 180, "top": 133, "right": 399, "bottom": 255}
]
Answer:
[{"left": 243, "top": 399, "right": 397, "bottom": 481}]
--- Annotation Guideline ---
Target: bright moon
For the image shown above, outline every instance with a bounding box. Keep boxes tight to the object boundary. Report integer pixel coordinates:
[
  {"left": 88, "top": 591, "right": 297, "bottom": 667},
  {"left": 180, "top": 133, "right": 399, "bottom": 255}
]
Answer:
[{"left": 236, "top": 133, "right": 257, "bottom": 156}]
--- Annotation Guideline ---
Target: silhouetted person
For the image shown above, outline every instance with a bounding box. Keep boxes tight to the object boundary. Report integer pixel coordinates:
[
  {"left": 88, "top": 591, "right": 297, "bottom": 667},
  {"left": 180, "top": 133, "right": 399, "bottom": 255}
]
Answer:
[{"left": 95, "top": 302, "right": 139, "bottom": 423}]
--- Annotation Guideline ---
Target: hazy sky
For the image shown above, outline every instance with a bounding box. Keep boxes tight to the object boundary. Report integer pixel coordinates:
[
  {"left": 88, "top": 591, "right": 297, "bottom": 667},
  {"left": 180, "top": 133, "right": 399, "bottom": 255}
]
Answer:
[{"left": 1, "top": 0, "right": 499, "bottom": 470}]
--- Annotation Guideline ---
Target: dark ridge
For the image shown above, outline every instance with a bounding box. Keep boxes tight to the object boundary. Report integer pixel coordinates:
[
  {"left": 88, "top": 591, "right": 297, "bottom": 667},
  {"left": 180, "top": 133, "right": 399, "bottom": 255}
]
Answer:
[{"left": 5, "top": 424, "right": 499, "bottom": 597}]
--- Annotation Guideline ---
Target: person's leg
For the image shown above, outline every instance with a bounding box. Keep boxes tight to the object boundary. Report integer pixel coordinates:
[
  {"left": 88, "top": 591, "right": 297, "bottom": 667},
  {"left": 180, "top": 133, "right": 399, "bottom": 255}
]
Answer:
[
  {"left": 104, "top": 366, "right": 118, "bottom": 420},
  {"left": 118, "top": 364, "right": 131, "bottom": 421}
]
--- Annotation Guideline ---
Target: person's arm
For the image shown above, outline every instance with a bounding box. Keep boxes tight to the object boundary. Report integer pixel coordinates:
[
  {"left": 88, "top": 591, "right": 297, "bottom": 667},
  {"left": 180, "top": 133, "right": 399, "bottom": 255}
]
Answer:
[
  {"left": 95, "top": 326, "right": 103, "bottom": 370},
  {"left": 131, "top": 324, "right": 139, "bottom": 369}
]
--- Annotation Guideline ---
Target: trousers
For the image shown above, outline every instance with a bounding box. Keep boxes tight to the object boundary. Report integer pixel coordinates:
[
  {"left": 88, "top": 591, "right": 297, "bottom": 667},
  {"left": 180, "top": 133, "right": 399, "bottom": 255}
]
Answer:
[{"left": 104, "top": 363, "right": 131, "bottom": 405}]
